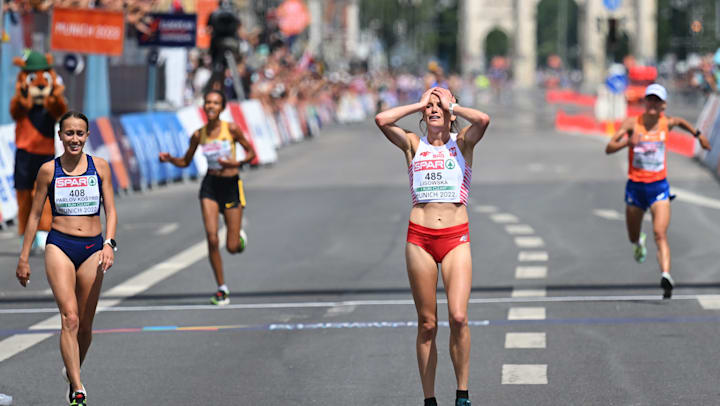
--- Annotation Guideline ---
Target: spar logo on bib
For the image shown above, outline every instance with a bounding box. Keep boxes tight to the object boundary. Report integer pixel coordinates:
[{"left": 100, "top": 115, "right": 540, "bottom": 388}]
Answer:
[
  {"left": 414, "top": 160, "right": 444, "bottom": 171},
  {"left": 88, "top": 177, "right": 97, "bottom": 187},
  {"left": 56, "top": 177, "right": 88, "bottom": 188},
  {"left": 445, "top": 159, "right": 456, "bottom": 170}
]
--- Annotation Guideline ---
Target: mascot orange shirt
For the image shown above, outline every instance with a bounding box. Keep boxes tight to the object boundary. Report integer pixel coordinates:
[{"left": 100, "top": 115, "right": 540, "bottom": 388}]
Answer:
[{"left": 10, "top": 50, "right": 67, "bottom": 236}]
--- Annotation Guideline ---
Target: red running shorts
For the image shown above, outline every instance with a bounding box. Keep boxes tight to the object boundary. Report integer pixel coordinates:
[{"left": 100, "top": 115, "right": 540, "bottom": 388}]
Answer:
[{"left": 406, "top": 221, "right": 470, "bottom": 263}]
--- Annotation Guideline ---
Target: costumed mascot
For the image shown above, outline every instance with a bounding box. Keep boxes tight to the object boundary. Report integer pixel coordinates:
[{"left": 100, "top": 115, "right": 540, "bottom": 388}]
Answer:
[{"left": 10, "top": 50, "right": 67, "bottom": 250}]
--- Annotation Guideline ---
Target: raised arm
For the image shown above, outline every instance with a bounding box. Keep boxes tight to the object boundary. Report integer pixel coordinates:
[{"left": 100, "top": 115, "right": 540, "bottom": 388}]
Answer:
[
  {"left": 15, "top": 161, "right": 53, "bottom": 286},
  {"left": 434, "top": 87, "right": 490, "bottom": 147},
  {"left": 668, "top": 116, "right": 712, "bottom": 150},
  {"left": 606, "top": 117, "right": 635, "bottom": 154},
  {"left": 159, "top": 131, "right": 201, "bottom": 167},
  {"left": 375, "top": 88, "right": 434, "bottom": 151}
]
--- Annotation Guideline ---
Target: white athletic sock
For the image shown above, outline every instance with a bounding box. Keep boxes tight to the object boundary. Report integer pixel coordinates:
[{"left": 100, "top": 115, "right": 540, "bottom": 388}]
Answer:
[{"left": 218, "top": 284, "right": 229, "bottom": 293}]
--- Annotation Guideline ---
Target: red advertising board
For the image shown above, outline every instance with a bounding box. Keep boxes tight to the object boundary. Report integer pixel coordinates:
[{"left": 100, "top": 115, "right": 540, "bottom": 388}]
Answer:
[
  {"left": 196, "top": 0, "right": 218, "bottom": 49},
  {"left": 50, "top": 8, "right": 125, "bottom": 56}
]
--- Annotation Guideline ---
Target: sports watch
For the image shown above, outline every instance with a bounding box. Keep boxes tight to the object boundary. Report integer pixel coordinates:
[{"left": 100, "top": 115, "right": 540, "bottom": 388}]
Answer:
[
  {"left": 104, "top": 238, "right": 117, "bottom": 252},
  {"left": 448, "top": 102, "right": 457, "bottom": 116}
]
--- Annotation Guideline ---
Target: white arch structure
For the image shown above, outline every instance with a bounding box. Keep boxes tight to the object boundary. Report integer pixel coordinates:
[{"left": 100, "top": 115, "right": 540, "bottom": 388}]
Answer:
[{"left": 458, "top": 0, "right": 657, "bottom": 87}]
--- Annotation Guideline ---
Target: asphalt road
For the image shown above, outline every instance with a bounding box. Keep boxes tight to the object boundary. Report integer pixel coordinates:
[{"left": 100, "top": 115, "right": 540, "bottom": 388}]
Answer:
[{"left": 1, "top": 94, "right": 720, "bottom": 405}]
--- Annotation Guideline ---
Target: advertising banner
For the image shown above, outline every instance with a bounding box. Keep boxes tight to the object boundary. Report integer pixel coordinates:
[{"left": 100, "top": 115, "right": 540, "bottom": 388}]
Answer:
[
  {"left": 87, "top": 120, "right": 120, "bottom": 192},
  {"left": 109, "top": 117, "right": 143, "bottom": 192},
  {"left": 0, "top": 124, "right": 18, "bottom": 222},
  {"left": 50, "top": 8, "right": 125, "bottom": 56},
  {"left": 196, "top": 0, "right": 218, "bottom": 49},
  {"left": 236, "top": 101, "right": 278, "bottom": 165},
  {"left": 138, "top": 13, "right": 197, "bottom": 48},
  {"left": 119, "top": 114, "right": 163, "bottom": 188}
]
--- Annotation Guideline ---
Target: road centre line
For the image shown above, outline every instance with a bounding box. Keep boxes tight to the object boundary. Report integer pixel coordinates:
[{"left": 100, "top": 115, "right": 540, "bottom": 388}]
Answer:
[
  {"left": 515, "top": 265, "right": 548, "bottom": 279},
  {"left": 512, "top": 288, "right": 547, "bottom": 298},
  {"left": 490, "top": 213, "right": 519, "bottom": 223},
  {"left": 1, "top": 294, "right": 715, "bottom": 315},
  {"left": 508, "top": 307, "right": 546, "bottom": 320},
  {"left": 502, "top": 364, "right": 548, "bottom": 385},
  {"left": 518, "top": 251, "right": 548, "bottom": 261},
  {"left": 505, "top": 332, "right": 546, "bottom": 349},
  {"left": 514, "top": 236, "right": 544, "bottom": 248},
  {"left": 505, "top": 224, "right": 535, "bottom": 235},
  {"left": 0, "top": 228, "right": 227, "bottom": 364}
]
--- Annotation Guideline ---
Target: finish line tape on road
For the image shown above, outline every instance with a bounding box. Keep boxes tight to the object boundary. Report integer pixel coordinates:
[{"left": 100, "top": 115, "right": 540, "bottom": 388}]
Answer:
[
  {"left": 0, "top": 228, "right": 227, "bottom": 364},
  {"left": 4, "top": 314, "right": 720, "bottom": 337},
  {"left": 1, "top": 294, "right": 717, "bottom": 315}
]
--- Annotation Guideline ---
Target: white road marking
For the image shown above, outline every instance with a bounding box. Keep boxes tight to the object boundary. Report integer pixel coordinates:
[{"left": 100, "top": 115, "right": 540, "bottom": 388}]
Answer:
[
  {"left": 490, "top": 213, "right": 519, "bottom": 223},
  {"left": 508, "top": 307, "right": 546, "bottom": 320},
  {"left": 672, "top": 187, "right": 720, "bottom": 210},
  {"left": 473, "top": 205, "right": 498, "bottom": 213},
  {"left": 2, "top": 294, "right": 714, "bottom": 316},
  {"left": 0, "top": 334, "right": 55, "bottom": 363},
  {"left": 515, "top": 266, "right": 548, "bottom": 279},
  {"left": 502, "top": 364, "right": 548, "bottom": 384},
  {"left": 593, "top": 208, "right": 649, "bottom": 223},
  {"left": 324, "top": 305, "right": 357, "bottom": 317},
  {"left": 0, "top": 231, "right": 16, "bottom": 240},
  {"left": 0, "top": 228, "right": 226, "bottom": 364},
  {"left": 511, "top": 288, "right": 547, "bottom": 298},
  {"left": 505, "top": 224, "right": 535, "bottom": 235},
  {"left": 505, "top": 332, "right": 546, "bottom": 349},
  {"left": 155, "top": 222, "right": 179, "bottom": 235},
  {"left": 518, "top": 251, "right": 548, "bottom": 262},
  {"left": 697, "top": 295, "right": 720, "bottom": 309},
  {"left": 593, "top": 209, "right": 624, "bottom": 220},
  {"left": 514, "top": 236, "right": 544, "bottom": 248}
]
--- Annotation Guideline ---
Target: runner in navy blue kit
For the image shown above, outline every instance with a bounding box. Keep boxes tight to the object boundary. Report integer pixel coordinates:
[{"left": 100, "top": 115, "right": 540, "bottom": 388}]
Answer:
[
  {"left": 15, "top": 111, "right": 118, "bottom": 406},
  {"left": 376, "top": 87, "right": 490, "bottom": 406},
  {"left": 159, "top": 90, "right": 256, "bottom": 305}
]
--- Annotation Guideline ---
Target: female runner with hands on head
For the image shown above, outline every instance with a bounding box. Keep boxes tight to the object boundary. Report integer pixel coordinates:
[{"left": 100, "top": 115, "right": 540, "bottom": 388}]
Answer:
[
  {"left": 375, "top": 87, "right": 490, "bottom": 406},
  {"left": 159, "top": 90, "right": 256, "bottom": 305},
  {"left": 15, "top": 111, "right": 118, "bottom": 406}
]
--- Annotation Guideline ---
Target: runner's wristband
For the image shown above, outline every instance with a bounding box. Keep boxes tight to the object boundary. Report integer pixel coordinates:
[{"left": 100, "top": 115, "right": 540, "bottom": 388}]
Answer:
[
  {"left": 694, "top": 129, "right": 701, "bottom": 138},
  {"left": 104, "top": 238, "right": 117, "bottom": 252}
]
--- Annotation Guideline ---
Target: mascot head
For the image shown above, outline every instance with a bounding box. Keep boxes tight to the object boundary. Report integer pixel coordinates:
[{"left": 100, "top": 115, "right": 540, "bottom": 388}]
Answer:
[{"left": 13, "top": 50, "right": 59, "bottom": 106}]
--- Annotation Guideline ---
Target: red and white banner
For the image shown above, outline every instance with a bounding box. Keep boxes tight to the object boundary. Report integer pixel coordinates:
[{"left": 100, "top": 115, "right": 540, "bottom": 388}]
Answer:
[{"left": 51, "top": 8, "right": 125, "bottom": 56}]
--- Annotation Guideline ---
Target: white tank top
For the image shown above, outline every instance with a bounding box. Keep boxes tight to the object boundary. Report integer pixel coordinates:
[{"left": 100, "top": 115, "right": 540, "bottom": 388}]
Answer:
[{"left": 409, "top": 133, "right": 471, "bottom": 205}]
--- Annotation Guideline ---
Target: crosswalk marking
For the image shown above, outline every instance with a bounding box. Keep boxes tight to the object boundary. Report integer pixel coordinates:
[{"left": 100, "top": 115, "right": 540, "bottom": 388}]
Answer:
[{"left": 505, "top": 333, "right": 546, "bottom": 349}]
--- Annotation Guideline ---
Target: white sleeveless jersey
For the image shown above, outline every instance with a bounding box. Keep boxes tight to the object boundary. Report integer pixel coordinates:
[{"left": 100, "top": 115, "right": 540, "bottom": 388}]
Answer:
[{"left": 409, "top": 133, "right": 471, "bottom": 205}]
